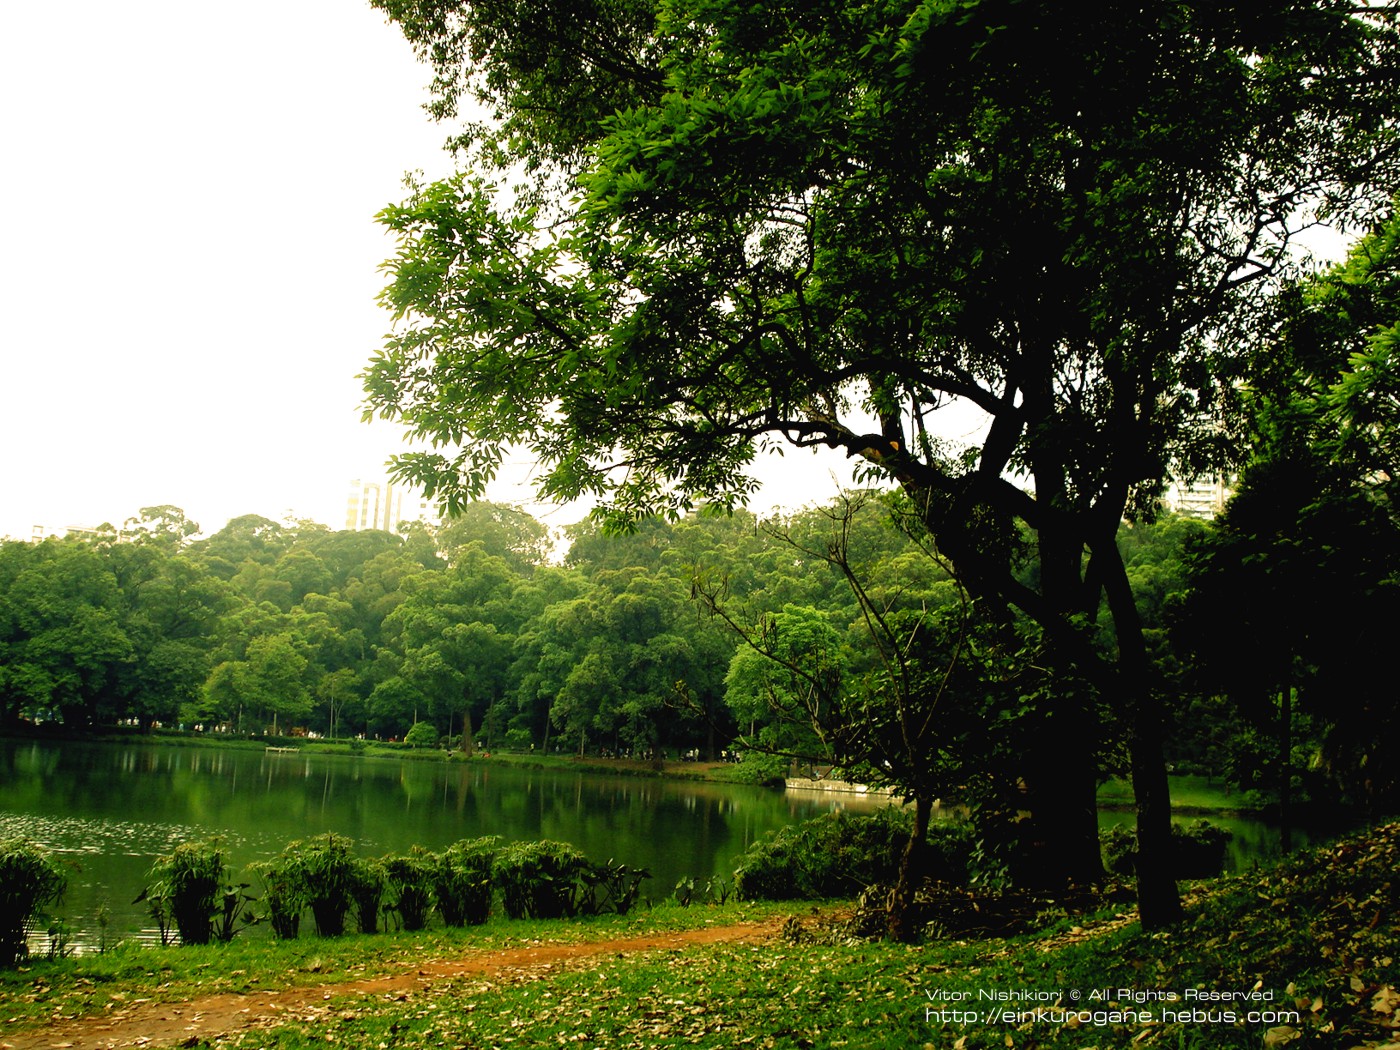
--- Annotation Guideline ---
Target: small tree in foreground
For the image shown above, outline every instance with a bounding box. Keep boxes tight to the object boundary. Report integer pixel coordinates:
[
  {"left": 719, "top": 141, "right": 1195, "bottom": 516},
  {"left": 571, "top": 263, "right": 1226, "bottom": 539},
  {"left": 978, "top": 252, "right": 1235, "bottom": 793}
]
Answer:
[
  {"left": 384, "top": 849, "right": 436, "bottom": 931},
  {"left": 493, "top": 840, "right": 589, "bottom": 919},
  {"left": 253, "top": 849, "right": 307, "bottom": 940},
  {"left": 351, "top": 856, "right": 387, "bottom": 934},
  {"left": 300, "top": 834, "right": 358, "bottom": 937}
]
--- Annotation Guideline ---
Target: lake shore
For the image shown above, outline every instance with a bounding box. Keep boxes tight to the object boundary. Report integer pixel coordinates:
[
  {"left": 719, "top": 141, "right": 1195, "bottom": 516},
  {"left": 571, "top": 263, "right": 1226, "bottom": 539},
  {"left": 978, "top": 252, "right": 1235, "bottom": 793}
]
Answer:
[
  {"left": 2, "top": 823, "right": 1396, "bottom": 1050},
  {"left": 1, "top": 728, "right": 1274, "bottom": 813}
]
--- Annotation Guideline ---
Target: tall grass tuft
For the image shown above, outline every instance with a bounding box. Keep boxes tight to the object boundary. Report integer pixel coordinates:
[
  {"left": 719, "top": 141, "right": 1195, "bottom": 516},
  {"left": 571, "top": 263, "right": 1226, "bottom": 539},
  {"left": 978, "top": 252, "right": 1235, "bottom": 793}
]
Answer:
[
  {"left": 299, "top": 834, "right": 358, "bottom": 937},
  {"left": 139, "top": 840, "right": 239, "bottom": 946},
  {"left": 493, "top": 840, "right": 589, "bottom": 919},
  {"left": 384, "top": 848, "right": 436, "bottom": 931},
  {"left": 0, "top": 838, "right": 67, "bottom": 968},
  {"left": 433, "top": 836, "right": 500, "bottom": 926}
]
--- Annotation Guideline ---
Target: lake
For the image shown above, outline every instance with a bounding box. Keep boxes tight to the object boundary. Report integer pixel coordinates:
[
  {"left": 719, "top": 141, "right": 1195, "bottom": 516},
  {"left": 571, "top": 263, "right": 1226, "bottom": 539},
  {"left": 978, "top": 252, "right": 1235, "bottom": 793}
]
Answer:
[
  {"left": 0, "top": 739, "right": 1331, "bottom": 954},
  {"left": 0, "top": 739, "right": 886, "bottom": 952}
]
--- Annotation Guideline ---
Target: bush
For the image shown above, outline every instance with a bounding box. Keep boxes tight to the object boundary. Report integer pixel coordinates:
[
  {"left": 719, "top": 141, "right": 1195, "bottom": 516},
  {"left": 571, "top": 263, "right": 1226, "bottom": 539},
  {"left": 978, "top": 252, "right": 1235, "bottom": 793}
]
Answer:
[
  {"left": 299, "top": 834, "right": 358, "bottom": 937},
  {"left": 734, "top": 808, "right": 926, "bottom": 901},
  {"left": 578, "top": 859, "right": 650, "bottom": 916},
  {"left": 404, "top": 722, "right": 439, "bottom": 749},
  {"left": 139, "top": 840, "right": 251, "bottom": 946},
  {"left": 433, "top": 837, "right": 500, "bottom": 926},
  {"left": 253, "top": 849, "right": 307, "bottom": 940},
  {"left": 493, "top": 840, "right": 589, "bottom": 919},
  {"left": 350, "top": 857, "right": 386, "bottom": 934},
  {"left": 1101, "top": 819, "right": 1234, "bottom": 879},
  {"left": 384, "top": 848, "right": 436, "bottom": 931},
  {"left": 0, "top": 838, "right": 67, "bottom": 968},
  {"left": 923, "top": 820, "right": 978, "bottom": 884},
  {"left": 1174, "top": 820, "right": 1233, "bottom": 877},
  {"left": 1101, "top": 824, "right": 1138, "bottom": 877},
  {"left": 725, "top": 752, "right": 788, "bottom": 788}
]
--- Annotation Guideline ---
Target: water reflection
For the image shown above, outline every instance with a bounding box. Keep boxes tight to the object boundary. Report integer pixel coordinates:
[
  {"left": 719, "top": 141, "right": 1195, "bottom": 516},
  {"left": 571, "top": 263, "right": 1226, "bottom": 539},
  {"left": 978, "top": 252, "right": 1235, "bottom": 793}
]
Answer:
[
  {"left": 1, "top": 740, "right": 1322, "bottom": 955},
  {"left": 0, "top": 739, "right": 884, "bottom": 952}
]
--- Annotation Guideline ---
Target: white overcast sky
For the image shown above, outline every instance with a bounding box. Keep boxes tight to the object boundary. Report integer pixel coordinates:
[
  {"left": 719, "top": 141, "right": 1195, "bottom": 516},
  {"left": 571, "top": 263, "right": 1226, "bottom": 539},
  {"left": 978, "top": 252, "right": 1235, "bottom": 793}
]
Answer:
[{"left": 0, "top": 0, "right": 867, "bottom": 541}]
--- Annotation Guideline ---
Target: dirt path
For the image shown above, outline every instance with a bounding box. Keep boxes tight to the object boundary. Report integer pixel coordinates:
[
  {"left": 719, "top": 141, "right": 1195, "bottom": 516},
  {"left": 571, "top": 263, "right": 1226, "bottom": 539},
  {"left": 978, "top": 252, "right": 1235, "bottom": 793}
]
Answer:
[{"left": 0, "top": 918, "right": 786, "bottom": 1050}]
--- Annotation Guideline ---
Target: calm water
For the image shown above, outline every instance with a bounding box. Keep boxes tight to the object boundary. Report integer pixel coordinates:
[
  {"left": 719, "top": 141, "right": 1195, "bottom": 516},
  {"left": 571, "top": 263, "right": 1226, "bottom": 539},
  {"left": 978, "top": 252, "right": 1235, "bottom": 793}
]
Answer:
[
  {"left": 0, "top": 739, "right": 885, "bottom": 951},
  {"left": 0, "top": 740, "right": 1332, "bottom": 954}
]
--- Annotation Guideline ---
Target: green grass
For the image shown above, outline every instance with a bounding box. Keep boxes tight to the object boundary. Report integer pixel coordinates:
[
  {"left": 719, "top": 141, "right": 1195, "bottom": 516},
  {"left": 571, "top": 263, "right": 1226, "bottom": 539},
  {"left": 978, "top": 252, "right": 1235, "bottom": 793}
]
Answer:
[
  {"left": 0, "top": 901, "right": 798, "bottom": 1029},
  {"left": 1098, "top": 774, "right": 1247, "bottom": 812},
  {"left": 220, "top": 824, "right": 1400, "bottom": 1049}
]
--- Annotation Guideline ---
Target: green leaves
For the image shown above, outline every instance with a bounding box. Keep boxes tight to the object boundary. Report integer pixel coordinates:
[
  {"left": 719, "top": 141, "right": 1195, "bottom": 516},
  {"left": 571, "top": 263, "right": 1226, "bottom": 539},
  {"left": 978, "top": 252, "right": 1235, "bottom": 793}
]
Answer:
[{"left": 0, "top": 838, "right": 67, "bottom": 968}]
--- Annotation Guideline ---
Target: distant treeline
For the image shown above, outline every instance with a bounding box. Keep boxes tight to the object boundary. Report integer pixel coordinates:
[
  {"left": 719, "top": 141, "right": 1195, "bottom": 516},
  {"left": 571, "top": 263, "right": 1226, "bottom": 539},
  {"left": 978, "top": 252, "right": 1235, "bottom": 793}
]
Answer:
[{"left": 0, "top": 494, "right": 1394, "bottom": 815}]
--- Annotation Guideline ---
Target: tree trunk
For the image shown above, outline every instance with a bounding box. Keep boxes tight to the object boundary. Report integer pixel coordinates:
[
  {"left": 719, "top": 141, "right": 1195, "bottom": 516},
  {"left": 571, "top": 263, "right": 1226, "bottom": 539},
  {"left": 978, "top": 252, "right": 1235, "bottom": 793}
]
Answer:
[
  {"left": 1130, "top": 710, "right": 1183, "bottom": 928},
  {"left": 1279, "top": 680, "right": 1292, "bottom": 855},
  {"left": 1018, "top": 701, "right": 1104, "bottom": 889},
  {"left": 1103, "top": 559, "right": 1183, "bottom": 929},
  {"left": 1016, "top": 515, "right": 1106, "bottom": 889},
  {"left": 461, "top": 705, "right": 476, "bottom": 757},
  {"left": 888, "top": 793, "right": 932, "bottom": 942}
]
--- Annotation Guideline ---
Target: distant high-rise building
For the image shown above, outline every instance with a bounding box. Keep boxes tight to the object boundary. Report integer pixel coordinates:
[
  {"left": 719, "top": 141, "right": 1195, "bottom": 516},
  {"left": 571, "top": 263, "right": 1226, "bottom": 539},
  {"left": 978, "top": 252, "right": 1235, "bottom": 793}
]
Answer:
[
  {"left": 1163, "top": 474, "right": 1231, "bottom": 520},
  {"left": 28, "top": 522, "right": 117, "bottom": 543},
  {"left": 344, "top": 478, "right": 432, "bottom": 532}
]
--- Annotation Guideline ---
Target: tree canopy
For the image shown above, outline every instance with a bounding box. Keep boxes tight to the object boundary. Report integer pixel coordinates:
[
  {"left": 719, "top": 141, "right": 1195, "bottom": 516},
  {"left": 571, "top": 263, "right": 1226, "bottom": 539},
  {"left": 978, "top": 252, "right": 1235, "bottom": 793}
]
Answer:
[
  {"left": 365, "top": 0, "right": 1400, "bottom": 925},
  {"left": 1173, "top": 210, "right": 1400, "bottom": 817}
]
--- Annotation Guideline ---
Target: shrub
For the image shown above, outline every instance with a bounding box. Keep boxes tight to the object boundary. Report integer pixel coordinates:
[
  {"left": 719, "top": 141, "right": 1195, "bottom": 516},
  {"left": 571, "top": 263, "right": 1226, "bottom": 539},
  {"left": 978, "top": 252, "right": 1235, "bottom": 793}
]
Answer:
[
  {"left": 726, "top": 752, "right": 788, "bottom": 788},
  {"left": 733, "top": 808, "right": 928, "bottom": 901},
  {"left": 139, "top": 840, "right": 250, "bottom": 946},
  {"left": 924, "top": 820, "right": 978, "bottom": 884},
  {"left": 579, "top": 859, "right": 650, "bottom": 915},
  {"left": 384, "top": 848, "right": 436, "bottom": 931},
  {"left": 1100, "top": 819, "right": 1234, "bottom": 879},
  {"left": 731, "top": 843, "right": 795, "bottom": 901},
  {"left": 299, "top": 834, "right": 358, "bottom": 937},
  {"left": 1173, "top": 820, "right": 1234, "bottom": 877},
  {"left": 404, "top": 722, "right": 439, "bottom": 749},
  {"left": 253, "top": 849, "right": 307, "bottom": 940},
  {"left": 1101, "top": 824, "right": 1138, "bottom": 877},
  {"left": 350, "top": 856, "right": 386, "bottom": 934},
  {"left": 0, "top": 838, "right": 67, "bottom": 968},
  {"left": 492, "top": 840, "right": 589, "bottom": 919},
  {"left": 433, "top": 836, "right": 500, "bottom": 926}
]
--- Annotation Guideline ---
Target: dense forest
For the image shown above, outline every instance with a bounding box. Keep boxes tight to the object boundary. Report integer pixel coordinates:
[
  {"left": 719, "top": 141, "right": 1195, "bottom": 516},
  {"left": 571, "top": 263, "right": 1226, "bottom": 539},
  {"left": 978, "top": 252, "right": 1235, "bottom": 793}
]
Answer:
[{"left": 2, "top": 477, "right": 1394, "bottom": 827}]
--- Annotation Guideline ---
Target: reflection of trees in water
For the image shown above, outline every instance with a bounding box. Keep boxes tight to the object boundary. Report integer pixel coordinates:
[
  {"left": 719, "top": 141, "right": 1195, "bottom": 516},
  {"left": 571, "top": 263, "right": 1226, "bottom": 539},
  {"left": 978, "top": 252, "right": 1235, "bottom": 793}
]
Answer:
[{"left": 0, "top": 738, "right": 890, "bottom": 945}]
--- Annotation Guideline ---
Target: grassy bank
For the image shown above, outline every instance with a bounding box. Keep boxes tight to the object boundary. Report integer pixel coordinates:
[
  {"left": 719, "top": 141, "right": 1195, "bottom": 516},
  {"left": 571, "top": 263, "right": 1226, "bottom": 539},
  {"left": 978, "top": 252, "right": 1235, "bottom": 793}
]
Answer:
[
  {"left": 2, "top": 727, "right": 757, "bottom": 779},
  {"left": 10, "top": 730, "right": 1266, "bottom": 804},
  {"left": 0, "top": 902, "right": 799, "bottom": 1029},
  {"left": 1098, "top": 773, "right": 1248, "bottom": 813},
  {"left": 5, "top": 824, "right": 1396, "bottom": 1049}
]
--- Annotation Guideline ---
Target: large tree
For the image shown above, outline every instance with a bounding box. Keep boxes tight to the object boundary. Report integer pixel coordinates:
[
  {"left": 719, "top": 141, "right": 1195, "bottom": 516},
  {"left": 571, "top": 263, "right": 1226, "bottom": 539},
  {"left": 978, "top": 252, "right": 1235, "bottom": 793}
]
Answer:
[
  {"left": 367, "top": 0, "right": 1400, "bottom": 926},
  {"left": 1174, "top": 210, "right": 1400, "bottom": 818}
]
